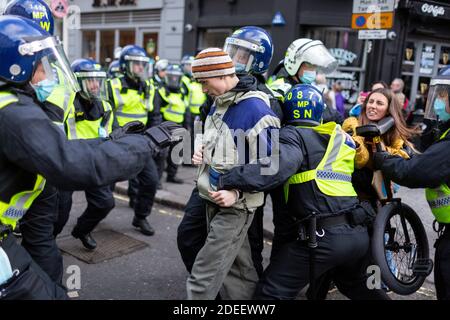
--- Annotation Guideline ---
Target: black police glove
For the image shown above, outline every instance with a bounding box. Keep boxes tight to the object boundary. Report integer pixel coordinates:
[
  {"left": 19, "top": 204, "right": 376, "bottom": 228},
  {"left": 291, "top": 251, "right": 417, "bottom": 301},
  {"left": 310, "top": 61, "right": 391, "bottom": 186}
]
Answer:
[
  {"left": 144, "top": 121, "right": 186, "bottom": 152},
  {"left": 109, "top": 121, "right": 146, "bottom": 140},
  {"left": 373, "top": 151, "right": 398, "bottom": 170}
]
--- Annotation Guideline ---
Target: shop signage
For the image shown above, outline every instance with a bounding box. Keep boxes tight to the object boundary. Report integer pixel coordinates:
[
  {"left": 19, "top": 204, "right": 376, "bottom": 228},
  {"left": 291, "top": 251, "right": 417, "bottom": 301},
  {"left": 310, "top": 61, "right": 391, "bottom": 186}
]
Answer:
[
  {"left": 420, "top": 44, "right": 435, "bottom": 75},
  {"left": 421, "top": 3, "right": 445, "bottom": 17},
  {"left": 92, "top": 0, "right": 137, "bottom": 7},
  {"left": 411, "top": 1, "right": 450, "bottom": 20},
  {"left": 272, "top": 11, "right": 286, "bottom": 26},
  {"left": 352, "top": 0, "right": 395, "bottom": 13},
  {"left": 358, "top": 29, "right": 387, "bottom": 39},
  {"left": 352, "top": 0, "right": 395, "bottom": 29},
  {"left": 329, "top": 48, "right": 358, "bottom": 66}
]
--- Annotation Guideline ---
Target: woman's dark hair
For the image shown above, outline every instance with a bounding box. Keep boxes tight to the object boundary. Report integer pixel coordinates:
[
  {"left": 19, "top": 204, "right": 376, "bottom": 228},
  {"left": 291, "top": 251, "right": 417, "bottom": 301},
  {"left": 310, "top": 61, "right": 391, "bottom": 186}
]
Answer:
[
  {"left": 370, "top": 80, "right": 389, "bottom": 90},
  {"left": 359, "top": 88, "right": 419, "bottom": 150}
]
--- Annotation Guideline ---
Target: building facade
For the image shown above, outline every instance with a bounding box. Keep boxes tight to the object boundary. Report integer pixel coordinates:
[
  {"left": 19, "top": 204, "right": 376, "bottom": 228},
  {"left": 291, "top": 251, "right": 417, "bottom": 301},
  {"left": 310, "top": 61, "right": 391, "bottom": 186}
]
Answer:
[
  {"left": 65, "top": 0, "right": 185, "bottom": 66},
  {"left": 182, "top": 0, "right": 450, "bottom": 108}
]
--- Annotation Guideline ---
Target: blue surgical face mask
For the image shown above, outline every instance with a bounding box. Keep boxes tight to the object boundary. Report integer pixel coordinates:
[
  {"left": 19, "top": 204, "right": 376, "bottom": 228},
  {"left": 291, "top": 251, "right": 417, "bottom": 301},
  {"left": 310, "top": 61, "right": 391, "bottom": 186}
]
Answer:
[
  {"left": 434, "top": 98, "right": 450, "bottom": 122},
  {"left": 234, "top": 62, "right": 247, "bottom": 73},
  {"left": 300, "top": 70, "right": 317, "bottom": 84},
  {"left": 31, "top": 78, "right": 58, "bottom": 102}
]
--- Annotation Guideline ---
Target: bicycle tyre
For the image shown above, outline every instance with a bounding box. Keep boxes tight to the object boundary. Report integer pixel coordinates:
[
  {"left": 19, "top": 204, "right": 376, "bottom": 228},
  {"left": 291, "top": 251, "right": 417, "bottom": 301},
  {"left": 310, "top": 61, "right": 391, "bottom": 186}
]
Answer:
[{"left": 372, "top": 202, "right": 430, "bottom": 295}]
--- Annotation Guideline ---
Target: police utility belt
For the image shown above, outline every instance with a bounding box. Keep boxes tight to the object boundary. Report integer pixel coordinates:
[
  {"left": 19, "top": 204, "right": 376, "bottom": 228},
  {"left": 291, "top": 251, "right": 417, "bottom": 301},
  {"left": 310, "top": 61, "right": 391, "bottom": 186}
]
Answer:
[{"left": 296, "top": 203, "right": 373, "bottom": 241}]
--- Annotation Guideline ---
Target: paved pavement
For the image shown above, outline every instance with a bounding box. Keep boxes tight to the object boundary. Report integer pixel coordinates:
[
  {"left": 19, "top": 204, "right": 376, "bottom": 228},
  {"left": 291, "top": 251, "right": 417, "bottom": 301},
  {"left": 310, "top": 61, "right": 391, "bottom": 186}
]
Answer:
[
  {"left": 51, "top": 167, "right": 435, "bottom": 300},
  {"left": 59, "top": 192, "right": 436, "bottom": 300},
  {"left": 115, "top": 166, "right": 438, "bottom": 259}
]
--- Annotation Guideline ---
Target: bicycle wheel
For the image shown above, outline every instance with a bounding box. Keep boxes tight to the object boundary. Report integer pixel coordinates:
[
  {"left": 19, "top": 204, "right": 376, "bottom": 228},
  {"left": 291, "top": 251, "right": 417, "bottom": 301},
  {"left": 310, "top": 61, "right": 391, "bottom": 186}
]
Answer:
[{"left": 372, "top": 202, "right": 432, "bottom": 295}]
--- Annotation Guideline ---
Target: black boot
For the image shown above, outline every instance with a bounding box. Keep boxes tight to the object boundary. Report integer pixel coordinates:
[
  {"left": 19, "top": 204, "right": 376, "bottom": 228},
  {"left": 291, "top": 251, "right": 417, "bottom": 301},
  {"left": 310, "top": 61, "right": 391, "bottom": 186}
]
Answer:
[
  {"left": 166, "top": 176, "right": 183, "bottom": 184},
  {"left": 129, "top": 198, "right": 135, "bottom": 208},
  {"left": 71, "top": 229, "right": 97, "bottom": 250},
  {"left": 132, "top": 216, "right": 155, "bottom": 236}
]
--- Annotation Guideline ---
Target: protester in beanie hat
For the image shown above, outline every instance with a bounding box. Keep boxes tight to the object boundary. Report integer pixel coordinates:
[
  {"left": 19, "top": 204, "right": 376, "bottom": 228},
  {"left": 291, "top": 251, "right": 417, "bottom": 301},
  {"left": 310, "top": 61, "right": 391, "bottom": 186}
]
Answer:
[{"left": 192, "top": 48, "right": 235, "bottom": 80}]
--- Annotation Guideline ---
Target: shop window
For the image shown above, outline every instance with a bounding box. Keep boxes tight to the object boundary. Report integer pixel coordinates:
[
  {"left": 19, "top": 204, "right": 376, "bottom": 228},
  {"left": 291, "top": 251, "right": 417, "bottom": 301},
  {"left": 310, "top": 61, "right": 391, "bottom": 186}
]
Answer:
[
  {"left": 199, "top": 29, "right": 232, "bottom": 52},
  {"left": 401, "top": 42, "right": 415, "bottom": 74},
  {"left": 420, "top": 44, "right": 436, "bottom": 75},
  {"left": 304, "top": 28, "right": 366, "bottom": 107},
  {"left": 438, "top": 46, "right": 450, "bottom": 74},
  {"left": 100, "top": 30, "right": 115, "bottom": 65},
  {"left": 415, "top": 77, "right": 431, "bottom": 111},
  {"left": 119, "top": 30, "right": 135, "bottom": 48},
  {"left": 143, "top": 33, "right": 158, "bottom": 59},
  {"left": 82, "top": 30, "right": 96, "bottom": 60}
]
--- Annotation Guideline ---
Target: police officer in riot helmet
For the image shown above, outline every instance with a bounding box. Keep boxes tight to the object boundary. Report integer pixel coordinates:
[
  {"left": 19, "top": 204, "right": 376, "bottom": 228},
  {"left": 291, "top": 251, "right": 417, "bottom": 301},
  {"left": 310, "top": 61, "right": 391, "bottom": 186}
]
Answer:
[
  {"left": 1, "top": 0, "right": 71, "bottom": 284},
  {"left": 154, "top": 64, "right": 188, "bottom": 184},
  {"left": 108, "top": 60, "right": 122, "bottom": 79},
  {"left": 54, "top": 59, "right": 118, "bottom": 250},
  {"left": 217, "top": 84, "right": 390, "bottom": 300},
  {"left": 269, "top": 38, "right": 337, "bottom": 96},
  {"left": 224, "top": 26, "right": 284, "bottom": 121},
  {"left": 4, "top": 0, "right": 55, "bottom": 35},
  {"left": 107, "top": 45, "right": 163, "bottom": 236},
  {"left": 0, "top": 15, "right": 183, "bottom": 299},
  {"left": 419, "top": 66, "right": 450, "bottom": 151},
  {"left": 153, "top": 58, "right": 169, "bottom": 87},
  {"left": 374, "top": 68, "right": 450, "bottom": 300}
]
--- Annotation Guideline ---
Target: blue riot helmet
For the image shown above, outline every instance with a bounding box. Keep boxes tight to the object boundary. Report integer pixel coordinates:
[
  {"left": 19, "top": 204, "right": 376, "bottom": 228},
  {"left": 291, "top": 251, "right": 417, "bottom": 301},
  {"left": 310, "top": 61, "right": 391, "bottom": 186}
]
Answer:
[
  {"left": 164, "top": 64, "right": 184, "bottom": 91},
  {"left": 71, "top": 59, "right": 108, "bottom": 102},
  {"left": 119, "top": 45, "right": 150, "bottom": 82},
  {"left": 283, "top": 84, "right": 325, "bottom": 125},
  {"left": 3, "top": 0, "right": 54, "bottom": 35},
  {"left": 180, "top": 55, "right": 194, "bottom": 76},
  {"left": 424, "top": 72, "right": 450, "bottom": 123},
  {"left": 0, "top": 16, "right": 80, "bottom": 98},
  {"left": 223, "top": 26, "right": 273, "bottom": 75},
  {"left": 107, "top": 60, "right": 121, "bottom": 79}
]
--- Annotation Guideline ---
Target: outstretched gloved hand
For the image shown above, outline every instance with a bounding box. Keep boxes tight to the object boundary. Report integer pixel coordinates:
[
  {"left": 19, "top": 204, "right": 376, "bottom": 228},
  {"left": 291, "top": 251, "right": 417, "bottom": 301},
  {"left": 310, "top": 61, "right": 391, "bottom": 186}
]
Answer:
[
  {"left": 144, "top": 121, "right": 186, "bottom": 152},
  {"left": 109, "top": 121, "right": 146, "bottom": 140},
  {"left": 373, "top": 151, "right": 402, "bottom": 170}
]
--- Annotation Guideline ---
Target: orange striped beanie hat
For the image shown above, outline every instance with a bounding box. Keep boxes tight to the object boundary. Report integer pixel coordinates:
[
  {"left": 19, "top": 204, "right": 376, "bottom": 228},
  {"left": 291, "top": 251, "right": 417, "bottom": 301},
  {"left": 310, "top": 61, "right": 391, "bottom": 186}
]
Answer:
[{"left": 192, "top": 48, "right": 235, "bottom": 80}]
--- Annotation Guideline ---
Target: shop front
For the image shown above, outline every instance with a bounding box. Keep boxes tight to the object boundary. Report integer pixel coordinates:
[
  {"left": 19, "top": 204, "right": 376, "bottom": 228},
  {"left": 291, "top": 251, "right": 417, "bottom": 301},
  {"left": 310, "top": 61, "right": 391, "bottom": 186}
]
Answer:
[
  {"left": 66, "top": 0, "right": 184, "bottom": 66},
  {"left": 399, "top": 1, "right": 450, "bottom": 110}
]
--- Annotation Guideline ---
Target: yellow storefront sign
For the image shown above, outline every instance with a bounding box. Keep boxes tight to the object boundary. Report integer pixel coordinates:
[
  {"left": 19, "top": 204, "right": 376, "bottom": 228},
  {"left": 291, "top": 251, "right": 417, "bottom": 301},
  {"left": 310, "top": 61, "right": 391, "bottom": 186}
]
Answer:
[{"left": 351, "top": 12, "right": 394, "bottom": 29}]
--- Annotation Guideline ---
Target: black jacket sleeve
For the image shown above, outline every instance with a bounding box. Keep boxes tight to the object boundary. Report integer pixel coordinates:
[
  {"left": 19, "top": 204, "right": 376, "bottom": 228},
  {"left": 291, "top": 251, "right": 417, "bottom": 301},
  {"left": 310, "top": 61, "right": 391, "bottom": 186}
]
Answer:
[
  {"left": 0, "top": 100, "right": 153, "bottom": 191},
  {"left": 218, "top": 125, "right": 304, "bottom": 192},
  {"left": 378, "top": 137, "right": 450, "bottom": 189},
  {"left": 147, "top": 90, "right": 162, "bottom": 128}
]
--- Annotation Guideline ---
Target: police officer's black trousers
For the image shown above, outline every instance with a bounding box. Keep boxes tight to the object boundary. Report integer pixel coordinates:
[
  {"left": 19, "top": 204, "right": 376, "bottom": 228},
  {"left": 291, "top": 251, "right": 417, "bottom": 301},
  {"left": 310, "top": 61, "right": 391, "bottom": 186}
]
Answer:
[
  {"left": 254, "top": 223, "right": 390, "bottom": 300},
  {"left": 55, "top": 185, "right": 115, "bottom": 236},
  {"left": 133, "top": 157, "right": 159, "bottom": 219},
  {"left": 177, "top": 187, "right": 265, "bottom": 277},
  {"left": 269, "top": 186, "right": 300, "bottom": 260},
  {"left": 21, "top": 184, "right": 63, "bottom": 284},
  {"left": 0, "top": 234, "right": 68, "bottom": 300},
  {"left": 434, "top": 227, "right": 450, "bottom": 300},
  {"left": 269, "top": 187, "right": 334, "bottom": 299},
  {"left": 127, "top": 177, "right": 139, "bottom": 204},
  {"left": 129, "top": 154, "right": 163, "bottom": 202},
  {"left": 154, "top": 150, "right": 168, "bottom": 181}
]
